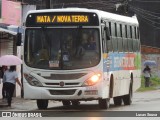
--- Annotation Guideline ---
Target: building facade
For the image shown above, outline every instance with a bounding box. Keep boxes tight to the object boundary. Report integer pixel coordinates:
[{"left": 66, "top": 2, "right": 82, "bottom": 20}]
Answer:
[{"left": 0, "top": 0, "right": 24, "bottom": 98}]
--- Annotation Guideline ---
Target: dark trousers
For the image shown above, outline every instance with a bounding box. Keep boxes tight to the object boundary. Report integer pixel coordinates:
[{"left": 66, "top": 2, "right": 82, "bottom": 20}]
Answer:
[
  {"left": 2, "top": 82, "right": 7, "bottom": 99},
  {"left": 5, "top": 82, "right": 15, "bottom": 106},
  {"left": 144, "top": 77, "right": 150, "bottom": 87}
]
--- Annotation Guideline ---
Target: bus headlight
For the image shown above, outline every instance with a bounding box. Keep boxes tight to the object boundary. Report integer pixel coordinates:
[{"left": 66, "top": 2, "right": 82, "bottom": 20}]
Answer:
[
  {"left": 24, "top": 73, "right": 43, "bottom": 87},
  {"left": 82, "top": 73, "right": 101, "bottom": 86}
]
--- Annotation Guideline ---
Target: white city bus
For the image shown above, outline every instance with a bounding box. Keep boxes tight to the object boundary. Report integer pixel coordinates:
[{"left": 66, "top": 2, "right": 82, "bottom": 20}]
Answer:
[{"left": 23, "top": 8, "right": 141, "bottom": 109}]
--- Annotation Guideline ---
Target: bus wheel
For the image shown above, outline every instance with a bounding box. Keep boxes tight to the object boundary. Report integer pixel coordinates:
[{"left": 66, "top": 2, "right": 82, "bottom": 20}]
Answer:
[
  {"left": 98, "top": 98, "right": 110, "bottom": 109},
  {"left": 122, "top": 84, "right": 133, "bottom": 105},
  {"left": 113, "top": 96, "right": 122, "bottom": 106},
  {"left": 71, "top": 101, "right": 80, "bottom": 106},
  {"left": 37, "top": 100, "right": 48, "bottom": 109},
  {"left": 62, "top": 100, "right": 71, "bottom": 106}
]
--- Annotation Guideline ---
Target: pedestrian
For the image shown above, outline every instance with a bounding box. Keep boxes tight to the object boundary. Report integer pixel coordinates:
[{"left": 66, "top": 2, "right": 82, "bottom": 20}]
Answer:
[
  {"left": 1, "top": 66, "right": 8, "bottom": 100},
  {"left": 0, "top": 67, "right": 2, "bottom": 84},
  {"left": 3, "top": 65, "right": 22, "bottom": 107},
  {"left": 143, "top": 65, "right": 151, "bottom": 87}
]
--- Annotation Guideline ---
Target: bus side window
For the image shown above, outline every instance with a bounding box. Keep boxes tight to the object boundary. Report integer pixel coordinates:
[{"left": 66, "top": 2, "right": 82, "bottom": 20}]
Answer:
[
  {"left": 132, "top": 26, "right": 136, "bottom": 39},
  {"left": 101, "top": 24, "right": 107, "bottom": 53},
  {"left": 127, "top": 25, "right": 133, "bottom": 52},
  {"left": 132, "top": 26, "right": 136, "bottom": 52},
  {"left": 107, "top": 22, "right": 113, "bottom": 52},
  {"left": 123, "top": 25, "right": 128, "bottom": 52},
  {"left": 136, "top": 27, "right": 140, "bottom": 52},
  {"left": 137, "top": 27, "right": 140, "bottom": 39},
  {"left": 102, "top": 21, "right": 112, "bottom": 53},
  {"left": 111, "top": 22, "right": 118, "bottom": 52},
  {"left": 117, "top": 23, "right": 123, "bottom": 52}
]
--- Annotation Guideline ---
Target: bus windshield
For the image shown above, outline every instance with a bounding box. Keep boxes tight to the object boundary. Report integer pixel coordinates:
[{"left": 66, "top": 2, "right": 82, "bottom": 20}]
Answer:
[{"left": 24, "top": 28, "right": 100, "bottom": 70}]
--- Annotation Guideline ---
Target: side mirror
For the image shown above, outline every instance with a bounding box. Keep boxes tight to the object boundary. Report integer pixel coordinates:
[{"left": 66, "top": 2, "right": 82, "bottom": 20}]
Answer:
[{"left": 16, "top": 33, "right": 22, "bottom": 46}]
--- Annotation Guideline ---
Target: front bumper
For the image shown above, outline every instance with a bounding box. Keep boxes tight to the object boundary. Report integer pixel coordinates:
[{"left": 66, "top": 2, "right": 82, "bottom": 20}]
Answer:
[{"left": 23, "top": 83, "right": 102, "bottom": 100}]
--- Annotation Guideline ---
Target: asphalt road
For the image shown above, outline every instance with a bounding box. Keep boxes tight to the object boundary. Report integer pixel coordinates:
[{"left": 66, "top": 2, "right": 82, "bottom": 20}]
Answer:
[{"left": 1, "top": 89, "right": 160, "bottom": 119}]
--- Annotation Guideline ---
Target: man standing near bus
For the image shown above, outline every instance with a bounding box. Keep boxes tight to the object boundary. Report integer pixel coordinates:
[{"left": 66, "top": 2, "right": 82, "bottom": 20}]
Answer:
[{"left": 143, "top": 65, "right": 151, "bottom": 87}]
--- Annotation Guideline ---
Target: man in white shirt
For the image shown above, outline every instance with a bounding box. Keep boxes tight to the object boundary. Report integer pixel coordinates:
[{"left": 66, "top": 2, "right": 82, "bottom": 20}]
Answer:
[
  {"left": 3, "top": 66, "right": 22, "bottom": 107},
  {"left": 143, "top": 65, "right": 151, "bottom": 87}
]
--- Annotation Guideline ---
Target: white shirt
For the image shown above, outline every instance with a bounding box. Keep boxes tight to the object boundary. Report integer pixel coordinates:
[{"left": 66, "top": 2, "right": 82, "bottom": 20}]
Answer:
[
  {"left": 3, "top": 70, "right": 18, "bottom": 85},
  {"left": 144, "top": 71, "right": 151, "bottom": 78}
]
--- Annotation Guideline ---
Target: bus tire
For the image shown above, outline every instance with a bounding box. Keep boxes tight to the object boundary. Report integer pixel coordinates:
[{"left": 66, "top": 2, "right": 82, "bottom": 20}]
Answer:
[
  {"left": 113, "top": 96, "right": 122, "bottom": 106},
  {"left": 98, "top": 98, "right": 110, "bottom": 109},
  {"left": 122, "top": 84, "right": 133, "bottom": 105},
  {"left": 37, "top": 100, "right": 48, "bottom": 109},
  {"left": 62, "top": 100, "right": 71, "bottom": 106}
]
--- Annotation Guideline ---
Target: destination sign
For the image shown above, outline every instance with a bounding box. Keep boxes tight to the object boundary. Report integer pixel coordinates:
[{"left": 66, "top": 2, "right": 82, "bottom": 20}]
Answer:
[
  {"left": 36, "top": 15, "right": 89, "bottom": 23},
  {"left": 26, "top": 12, "right": 99, "bottom": 27}
]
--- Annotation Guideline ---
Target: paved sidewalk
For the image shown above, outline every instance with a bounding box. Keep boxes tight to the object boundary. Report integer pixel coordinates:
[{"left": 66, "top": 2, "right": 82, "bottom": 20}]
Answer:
[
  {"left": 0, "top": 96, "right": 37, "bottom": 110},
  {"left": 0, "top": 99, "right": 8, "bottom": 106}
]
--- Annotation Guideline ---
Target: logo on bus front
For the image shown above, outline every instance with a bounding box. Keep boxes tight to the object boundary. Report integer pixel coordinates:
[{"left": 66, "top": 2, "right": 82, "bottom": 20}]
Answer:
[{"left": 60, "top": 81, "right": 65, "bottom": 87}]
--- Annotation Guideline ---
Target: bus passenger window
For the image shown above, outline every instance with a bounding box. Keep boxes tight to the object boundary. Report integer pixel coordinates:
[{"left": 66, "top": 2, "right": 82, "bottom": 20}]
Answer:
[
  {"left": 123, "top": 25, "right": 128, "bottom": 52},
  {"left": 132, "top": 26, "right": 136, "bottom": 39},
  {"left": 115, "top": 23, "right": 117, "bottom": 37},
  {"left": 111, "top": 23, "right": 115, "bottom": 36},
  {"left": 125, "top": 25, "right": 128, "bottom": 38},
  {"left": 117, "top": 24, "right": 123, "bottom": 52},
  {"left": 117, "top": 24, "right": 121, "bottom": 37},
  {"left": 120, "top": 24, "right": 123, "bottom": 38},
  {"left": 106, "top": 22, "right": 113, "bottom": 52},
  {"left": 134, "top": 27, "right": 137, "bottom": 39},
  {"left": 130, "top": 26, "right": 132, "bottom": 39},
  {"left": 109, "top": 22, "right": 112, "bottom": 36},
  {"left": 127, "top": 26, "right": 131, "bottom": 38},
  {"left": 126, "top": 26, "right": 132, "bottom": 52},
  {"left": 132, "top": 26, "right": 136, "bottom": 52},
  {"left": 110, "top": 22, "right": 118, "bottom": 52}
]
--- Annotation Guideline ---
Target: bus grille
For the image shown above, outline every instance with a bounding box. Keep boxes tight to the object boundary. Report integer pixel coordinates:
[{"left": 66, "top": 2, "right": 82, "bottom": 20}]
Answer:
[
  {"left": 45, "top": 82, "right": 80, "bottom": 87},
  {"left": 49, "top": 90, "right": 76, "bottom": 95},
  {"left": 41, "top": 73, "right": 86, "bottom": 80}
]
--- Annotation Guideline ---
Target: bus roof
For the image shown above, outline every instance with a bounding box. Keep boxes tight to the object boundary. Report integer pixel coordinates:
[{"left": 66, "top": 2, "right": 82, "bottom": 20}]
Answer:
[{"left": 27, "top": 8, "right": 138, "bottom": 25}]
